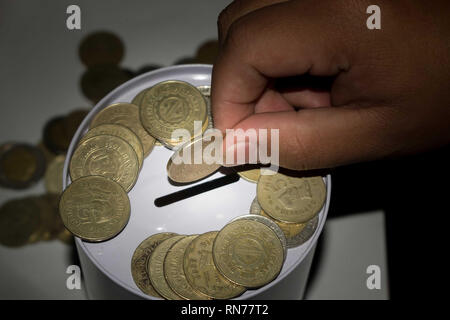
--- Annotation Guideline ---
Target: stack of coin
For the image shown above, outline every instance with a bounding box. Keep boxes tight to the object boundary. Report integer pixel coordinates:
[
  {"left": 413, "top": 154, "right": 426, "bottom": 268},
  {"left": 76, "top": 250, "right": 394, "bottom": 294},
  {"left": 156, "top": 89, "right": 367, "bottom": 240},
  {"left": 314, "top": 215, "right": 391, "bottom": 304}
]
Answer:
[
  {"left": 61, "top": 104, "right": 154, "bottom": 241},
  {"left": 138, "top": 80, "right": 209, "bottom": 149},
  {"left": 131, "top": 213, "right": 287, "bottom": 300},
  {"left": 249, "top": 171, "right": 326, "bottom": 248}
]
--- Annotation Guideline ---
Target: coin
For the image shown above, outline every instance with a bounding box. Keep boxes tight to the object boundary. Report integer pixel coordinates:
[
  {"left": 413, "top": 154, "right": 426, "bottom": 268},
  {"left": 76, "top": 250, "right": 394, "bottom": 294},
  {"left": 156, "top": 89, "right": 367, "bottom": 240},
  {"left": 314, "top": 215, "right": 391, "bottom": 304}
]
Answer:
[
  {"left": 195, "top": 40, "right": 219, "bottom": 64},
  {"left": 90, "top": 103, "right": 155, "bottom": 157},
  {"left": 79, "top": 31, "right": 124, "bottom": 67},
  {"left": 131, "top": 232, "right": 178, "bottom": 298},
  {"left": 64, "top": 109, "right": 90, "bottom": 141},
  {"left": 147, "top": 235, "right": 186, "bottom": 300},
  {"left": 42, "top": 193, "right": 72, "bottom": 243},
  {"left": 184, "top": 231, "right": 245, "bottom": 299},
  {"left": 59, "top": 175, "right": 130, "bottom": 242},
  {"left": 197, "top": 85, "right": 214, "bottom": 129},
  {"left": 131, "top": 89, "right": 165, "bottom": 146},
  {"left": 80, "top": 65, "right": 132, "bottom": 103},
  {"left": 140, "top": 80, "right": 208, "bottom": 148},
  {"left": 257, "top": 173, "right": 326, "bottom": 223},
  {"left": 44, "top": 155, "right": 65, "bottom": 194},
  {"left": 164, "top": 235, "right": 210, "bottom": 300},
  {"left": 213, "top": 219, "right": 284, "bottom": 288},
  {"left": 131, "top": 88, "right": 149, "bottom": 107},
  {"left": 236, "top": 165, "right": 262, "bottom": 183},
  {"left": 43, "top": 116, "right": 72, "bottom": 154},
  {"left": 32, "top": 195, "right": 58, "bottom": 241},
  {"left": 80, "top": 124, "right": 144, "bottom": 170},
  {"left": 166, "top": 136, "right": 221, "bottom": 183},
  {"left": 0, "top": 197, "right": 41, "bottom": 247},
  {"left": 69, "top": 134, "right": 139, "bottom": 192},
  {"left": 37, "top": 141, "right": 56, "bottom": 166},
  {"left": 0, "top": 143, "right": 46, "bottom": 189},
  {"left": 230, "top": 214, "right": 287, "bottom": 261},
  {"left": 250, "top": 197, "right": 309, "bottom": 248}
]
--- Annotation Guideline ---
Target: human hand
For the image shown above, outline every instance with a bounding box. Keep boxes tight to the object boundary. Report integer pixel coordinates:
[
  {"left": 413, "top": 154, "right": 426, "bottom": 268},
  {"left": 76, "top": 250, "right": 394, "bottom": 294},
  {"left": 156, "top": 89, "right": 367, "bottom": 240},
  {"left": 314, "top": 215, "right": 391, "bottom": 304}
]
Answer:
[{"left": 211, "top": 0, "right": 450, "bottom": 170}]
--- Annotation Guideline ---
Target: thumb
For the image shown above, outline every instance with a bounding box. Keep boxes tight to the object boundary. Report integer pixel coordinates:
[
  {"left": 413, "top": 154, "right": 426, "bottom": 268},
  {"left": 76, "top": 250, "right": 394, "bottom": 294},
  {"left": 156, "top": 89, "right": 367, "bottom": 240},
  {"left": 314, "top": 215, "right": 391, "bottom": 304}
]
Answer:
[{"left": 223, "top": 105, "right": 400, "bottom": 170}]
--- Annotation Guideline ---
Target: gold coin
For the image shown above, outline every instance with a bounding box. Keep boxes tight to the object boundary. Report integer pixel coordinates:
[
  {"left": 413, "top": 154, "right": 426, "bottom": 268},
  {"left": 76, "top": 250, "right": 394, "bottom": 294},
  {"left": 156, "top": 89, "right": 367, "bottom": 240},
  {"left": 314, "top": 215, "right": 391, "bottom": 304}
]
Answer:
[
  {"left": 44, "top": 155, "right": 65, "bottom": 194},
  {"left": 197, "top": 86, "right": 214, "bottom": 129},
  {"left": 166, "top": 136, "right": 221, "bottom": 183},
  {"left": 90, "top": 103, "right": 155, "bottom": 157},
  {"left": 69, "top": 134, "right": 139, "bottom": 192},
  {"left": 236, "top": 166, "right": 261, "bottom": 183},
  {"left": 164, "top": 235, "right": 210, "bottom": 300},
  {"left": 80, "top": 65, "right": 132, "bottom": 103},
  {"left": 0, "top": 143, "right": 46, "bottom": 189},
  {"left": 131, "top": 88, "right": 149, "bottom": 107},
  {"left": 195, "top": 40, "right": 219, "bottom": 64},
  {"left": 230, "top": 214, "right": 287, "bottom": 261},
  {"left": 80, "top": 124, "right": 144, "bottom": 170},
  {"left": 32, "top": 195, "right": 59, "bottom": 242},
  {"left": 213, "top": 219, "right": 284, "bottom": 288},
  {"left": 184, "top": 231, "right": 245, "bottom": 299},
  {"left": 257, "top": 173, "right": 326, "bottom": 223},
  {"left": 79, "top": 31, "right": 124, "bottom": 67},
  {"left": 147, "top": 235, "right": 186, "bottom": 300},
  {"left": 59, "top": 175, "right": 130, "bottom": 242},
  {"left": 0, "top": 197, "right": 41, "bottom": 247},
  {"left": 250, "top": 197, "right": 308, "bottom": 248},
  {"left": 140, "top": 80, "right": 208, "bottom": 147},
  {"left": 131, "top": 232, "right": 178, "bottom": 298}
]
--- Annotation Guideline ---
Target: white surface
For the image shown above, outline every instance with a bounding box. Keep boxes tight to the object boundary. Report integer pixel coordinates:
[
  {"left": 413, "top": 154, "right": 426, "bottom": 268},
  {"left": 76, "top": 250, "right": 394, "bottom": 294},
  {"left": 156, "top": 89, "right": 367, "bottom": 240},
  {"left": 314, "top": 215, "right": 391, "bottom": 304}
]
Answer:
[
  {"left": 0, "top": 0, "right": 388, "bottom": 300},
  {"left": 305, "top": 211, "right": 389, "bottom": 300}
]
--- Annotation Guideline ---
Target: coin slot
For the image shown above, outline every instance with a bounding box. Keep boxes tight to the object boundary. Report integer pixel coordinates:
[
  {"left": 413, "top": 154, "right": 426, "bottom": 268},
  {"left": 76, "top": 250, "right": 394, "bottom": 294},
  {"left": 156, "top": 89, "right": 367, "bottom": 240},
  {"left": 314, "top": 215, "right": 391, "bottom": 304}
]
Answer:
[{"left": 154, "top": 174, "right": 240, "bottom": 207}]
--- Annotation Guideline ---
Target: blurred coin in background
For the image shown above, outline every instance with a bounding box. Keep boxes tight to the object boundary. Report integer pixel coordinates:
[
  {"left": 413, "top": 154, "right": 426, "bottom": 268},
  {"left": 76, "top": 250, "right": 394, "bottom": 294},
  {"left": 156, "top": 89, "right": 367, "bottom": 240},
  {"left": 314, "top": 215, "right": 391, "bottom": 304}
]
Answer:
[
  {"left": 80, "top": 64, "right": 132, "bottom": 103},
  {"left": 79, "top": 31, "right": 125, "bottom": 67},
  {"left": 0, "top": 143, "right": 46, "bottom": 189},
  {"left": 43, "top": 116, "right": 72, "bottom": 154},
  {"left": 44, "top": 155, "right": 65, "bottom": 195},
  {"left": 64, "top": 109, "right": 90, "bottom": 141},
  {"left": 0, "top": 197, "right": 41, "bottom": 247}
]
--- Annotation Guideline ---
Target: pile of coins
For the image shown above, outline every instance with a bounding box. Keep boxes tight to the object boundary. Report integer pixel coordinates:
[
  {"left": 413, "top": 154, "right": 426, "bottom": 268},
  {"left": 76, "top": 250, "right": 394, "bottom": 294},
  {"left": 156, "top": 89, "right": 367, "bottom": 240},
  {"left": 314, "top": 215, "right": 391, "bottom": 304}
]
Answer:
[
  {"left": 130, "top": 168, "right": 325, "bottom": 300},
  {"left": 60, "top": 80, "right": 211, "bottom": 241},
  {"left": 59, "top": 77, "right": 326, "bottom": 299}
]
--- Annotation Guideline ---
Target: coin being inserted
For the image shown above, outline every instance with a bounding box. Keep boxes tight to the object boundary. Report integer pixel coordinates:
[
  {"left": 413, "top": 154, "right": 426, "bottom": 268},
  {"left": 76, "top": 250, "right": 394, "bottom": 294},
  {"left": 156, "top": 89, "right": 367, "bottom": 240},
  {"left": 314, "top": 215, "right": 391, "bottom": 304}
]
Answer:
[{"left": 166, "top": 136, "right": 221, "bottom": 183}]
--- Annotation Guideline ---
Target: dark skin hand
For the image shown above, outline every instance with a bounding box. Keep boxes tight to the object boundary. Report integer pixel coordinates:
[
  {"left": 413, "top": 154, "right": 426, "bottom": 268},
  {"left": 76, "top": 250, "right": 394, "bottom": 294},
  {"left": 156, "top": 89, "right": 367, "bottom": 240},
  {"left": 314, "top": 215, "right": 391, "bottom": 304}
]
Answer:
[{"left": 211, "top": 0, "right": 450, "bottom": 170}]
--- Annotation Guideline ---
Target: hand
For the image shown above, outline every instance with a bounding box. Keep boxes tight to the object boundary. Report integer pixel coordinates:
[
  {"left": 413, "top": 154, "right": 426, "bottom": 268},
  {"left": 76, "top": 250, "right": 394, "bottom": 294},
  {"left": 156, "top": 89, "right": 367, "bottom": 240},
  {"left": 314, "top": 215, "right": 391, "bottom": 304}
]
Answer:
[{"left": 211, "top": 0, "right": 450, "bottom": 170}]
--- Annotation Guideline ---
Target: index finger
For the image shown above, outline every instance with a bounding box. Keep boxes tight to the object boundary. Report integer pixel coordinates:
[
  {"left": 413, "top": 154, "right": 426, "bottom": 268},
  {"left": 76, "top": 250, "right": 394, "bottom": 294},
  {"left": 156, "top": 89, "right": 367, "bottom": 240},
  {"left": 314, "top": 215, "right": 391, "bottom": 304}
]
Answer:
[{"left": 211, "top": 0, "right": 347, "bottom": 132}]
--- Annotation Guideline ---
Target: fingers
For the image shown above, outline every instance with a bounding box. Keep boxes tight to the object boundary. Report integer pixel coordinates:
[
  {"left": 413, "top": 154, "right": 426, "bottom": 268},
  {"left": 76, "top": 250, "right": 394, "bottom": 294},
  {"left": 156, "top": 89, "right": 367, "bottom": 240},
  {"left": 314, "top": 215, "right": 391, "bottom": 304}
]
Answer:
[
  {"left": 218, "top": 0, "right": 288, "bottom": 45},
  {"left": 212, "top": 0, "right": 351, "bottom": 131},
  {"left": 223, "top": 105, "right": 402, "bottom": 170}
]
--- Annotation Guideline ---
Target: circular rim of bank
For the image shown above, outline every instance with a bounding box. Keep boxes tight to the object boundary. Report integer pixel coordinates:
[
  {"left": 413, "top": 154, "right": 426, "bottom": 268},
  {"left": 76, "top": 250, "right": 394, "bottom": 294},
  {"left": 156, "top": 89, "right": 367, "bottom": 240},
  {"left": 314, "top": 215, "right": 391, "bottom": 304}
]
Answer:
[{"left": 62, "top": 64, "right": 332, "bottom": 300}]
